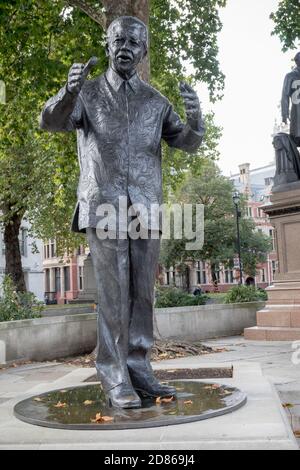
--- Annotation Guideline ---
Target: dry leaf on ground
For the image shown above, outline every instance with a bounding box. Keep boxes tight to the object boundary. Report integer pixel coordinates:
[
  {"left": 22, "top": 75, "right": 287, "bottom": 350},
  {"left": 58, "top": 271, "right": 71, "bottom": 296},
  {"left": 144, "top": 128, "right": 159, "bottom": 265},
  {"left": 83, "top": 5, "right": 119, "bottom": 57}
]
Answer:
[
  {"left": 184, "top": 400, "right": 193, "bottom": 405},
  {"left": 54, "top": 401, "right": 67, "bottom": 408},
  {"left": 83, "top": 400, "right": 94, "bottom": 406},
  {"left": 204, "top": 384, "right": 221, "bottom": 390},
  {"left": 91, "top": 413, "right": 114, "bottom": 423},
  {"left": 156, "top": 396, "right": 174, "bottom": 404}
]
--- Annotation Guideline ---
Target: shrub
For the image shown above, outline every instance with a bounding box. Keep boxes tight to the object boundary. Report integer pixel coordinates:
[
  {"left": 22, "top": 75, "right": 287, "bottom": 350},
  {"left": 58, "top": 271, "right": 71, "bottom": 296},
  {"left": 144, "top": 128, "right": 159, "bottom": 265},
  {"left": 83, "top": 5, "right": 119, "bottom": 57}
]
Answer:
[
  {"left": 0, "top": 276, "right": 44, "bottom": 322},
  {"left": 155, "top": 287, "right": 208, "bottom": 308},
  {"left": 224, "top": 285, "right": 267, "bottom": 304}
]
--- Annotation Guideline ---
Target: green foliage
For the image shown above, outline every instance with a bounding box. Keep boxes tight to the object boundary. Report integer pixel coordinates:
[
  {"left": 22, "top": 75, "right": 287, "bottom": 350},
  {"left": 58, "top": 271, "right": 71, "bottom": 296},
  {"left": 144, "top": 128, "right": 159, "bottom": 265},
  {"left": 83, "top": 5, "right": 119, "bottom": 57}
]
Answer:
[
  {"left": 160, "top": 161, "right": 272, "bottom": 278},
  {"left": 0, "top": 276, "right": 44, "bottom": 322},
  {"left": 0, "top": 0, "right": 225, "bottom": 256},
  {"left": 155, "top": 287, "right": 207, "bottom": 308},
  {"left": 270, "top": 0, "right": 300, "bottom": 51},
  {"left": 224, "top": 285, "right": 268, "bottom": 304},
  {"left": 0, "top": 0, "right": 106, "bottom": 253}
]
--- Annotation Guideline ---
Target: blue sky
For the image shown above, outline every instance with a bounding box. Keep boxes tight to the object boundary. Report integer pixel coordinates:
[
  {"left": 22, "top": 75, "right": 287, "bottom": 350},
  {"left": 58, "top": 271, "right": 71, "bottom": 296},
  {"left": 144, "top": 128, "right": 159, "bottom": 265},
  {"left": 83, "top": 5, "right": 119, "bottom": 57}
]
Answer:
[{"left": 198, "top": 0, "right": 299, "bottom": 175}]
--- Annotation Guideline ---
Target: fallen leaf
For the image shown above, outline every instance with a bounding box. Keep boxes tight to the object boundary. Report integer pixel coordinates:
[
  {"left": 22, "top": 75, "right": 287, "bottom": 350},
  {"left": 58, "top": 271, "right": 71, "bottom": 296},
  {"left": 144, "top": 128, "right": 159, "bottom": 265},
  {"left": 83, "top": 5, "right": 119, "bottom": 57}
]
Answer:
[
  {"left": 33, "top": 397, "right": 44, "bottom": 402},
  {"left": 101, "top": 416, "right": 114, "bottom": 422},
  {"left": 54, "top": 401, "right": 67, "bottom": 408},
  {"left": 167, "top": 370, "right": 176, "bottom": 373},
  {"left": 220, "top": 390, "right": 232, "bottom": 396},
  {"left": 211, "top": 384, "right": 221, "bottom": 389},
  {"left": 91, "top": 413, "right": 114, "bottom": 423},
  {"left": 184, "top": 400, "right": 193, "bottom": 405},
  {"left": 282, "top": 403, "right": 294, "bottom": 408},
  {"left": 294, "top": 431, "right": 300, "bottom": 437},
  {"left": 204, "top": 384, "right": 219, "bottom": 390},
  {"left": 83, "top": 400, "right": 94, "bottom": 406},
  {"left": 156, "top": 396, "right": 174, "bottom": 405}
]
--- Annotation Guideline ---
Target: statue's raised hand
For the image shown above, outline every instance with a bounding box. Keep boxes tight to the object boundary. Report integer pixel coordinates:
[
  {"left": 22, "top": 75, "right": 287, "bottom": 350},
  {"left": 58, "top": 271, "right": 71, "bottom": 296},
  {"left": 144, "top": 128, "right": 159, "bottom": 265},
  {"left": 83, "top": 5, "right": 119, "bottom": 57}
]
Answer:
[
  {"left": 179, "top": 82, "right": 201, "bottom": 127},
  {"left": 67, "top": 57, "right": 98, "bottom": 95}
]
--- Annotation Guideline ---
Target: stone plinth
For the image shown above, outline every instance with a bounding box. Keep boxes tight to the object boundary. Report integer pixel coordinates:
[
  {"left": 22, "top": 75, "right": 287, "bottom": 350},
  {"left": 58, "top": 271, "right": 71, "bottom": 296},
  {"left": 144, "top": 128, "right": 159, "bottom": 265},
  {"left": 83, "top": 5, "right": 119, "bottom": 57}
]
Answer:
[
  {"left": 77, "top": 255, "right": 97, "bottom": 303},
  {"left": 245, "top": 183, "right": 300, "bottom": 340}
]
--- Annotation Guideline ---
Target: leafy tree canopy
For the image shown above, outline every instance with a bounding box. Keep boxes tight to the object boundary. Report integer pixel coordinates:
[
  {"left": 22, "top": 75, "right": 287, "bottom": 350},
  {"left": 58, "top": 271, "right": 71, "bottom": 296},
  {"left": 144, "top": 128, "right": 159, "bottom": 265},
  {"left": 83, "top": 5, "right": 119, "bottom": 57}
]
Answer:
[
  {"left": 0, "top": 0, "right": 225, "bottom": 256},
  {"left": 271, "top": 0, "right": 300, "bottom": 51},
  {"left": 160, "top": 161, "right": 272, "bottom": 279}
]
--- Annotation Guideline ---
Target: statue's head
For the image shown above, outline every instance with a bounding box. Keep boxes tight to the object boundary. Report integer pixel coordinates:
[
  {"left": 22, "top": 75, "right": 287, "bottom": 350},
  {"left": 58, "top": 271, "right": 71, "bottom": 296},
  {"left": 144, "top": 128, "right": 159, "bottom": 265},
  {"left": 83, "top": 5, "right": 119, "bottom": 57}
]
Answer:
[
  {"left": 294, "top": 52, "right": 300, "bottom": 67},
  {"left": 106, "top": 16, "right": 148, "bottom": 77}
]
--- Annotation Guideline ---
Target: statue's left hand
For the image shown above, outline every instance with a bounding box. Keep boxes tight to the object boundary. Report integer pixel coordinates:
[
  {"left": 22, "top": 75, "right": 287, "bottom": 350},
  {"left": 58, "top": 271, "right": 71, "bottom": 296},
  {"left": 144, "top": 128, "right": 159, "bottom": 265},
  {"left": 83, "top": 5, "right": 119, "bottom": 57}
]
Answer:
[{"left": 179, "top": 82, "right": 201, "bottom": 125}]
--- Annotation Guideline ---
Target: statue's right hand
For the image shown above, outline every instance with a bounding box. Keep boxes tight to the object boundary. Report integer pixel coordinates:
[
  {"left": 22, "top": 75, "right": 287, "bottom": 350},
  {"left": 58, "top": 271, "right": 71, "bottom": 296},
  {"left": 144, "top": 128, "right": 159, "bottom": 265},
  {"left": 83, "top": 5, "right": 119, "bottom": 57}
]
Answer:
[
  {"left": 67, "top": 57, "right": 98, "bottom": 95},
  {"left": 67, "top": 63, "right": 85, "bottom": 95}
]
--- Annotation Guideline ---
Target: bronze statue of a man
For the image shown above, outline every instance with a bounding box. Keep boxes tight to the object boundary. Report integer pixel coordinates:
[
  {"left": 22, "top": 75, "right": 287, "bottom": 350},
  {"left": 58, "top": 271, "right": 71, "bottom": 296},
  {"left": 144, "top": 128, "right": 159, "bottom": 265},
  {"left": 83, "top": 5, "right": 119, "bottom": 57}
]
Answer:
[
  {"left": 40, "top": 16, "right": 205, "bottom": 408},
  {"left": 282, "top": 51, "right": 300, "bottom": 146}
]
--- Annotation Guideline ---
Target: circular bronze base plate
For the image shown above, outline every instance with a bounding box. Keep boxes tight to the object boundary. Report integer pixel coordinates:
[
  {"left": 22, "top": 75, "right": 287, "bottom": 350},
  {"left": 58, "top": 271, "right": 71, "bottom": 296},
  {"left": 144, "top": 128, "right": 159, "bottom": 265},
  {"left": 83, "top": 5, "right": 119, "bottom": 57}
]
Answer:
[{"left": 14, "top": 380, "right": 247, "bottom": 430}]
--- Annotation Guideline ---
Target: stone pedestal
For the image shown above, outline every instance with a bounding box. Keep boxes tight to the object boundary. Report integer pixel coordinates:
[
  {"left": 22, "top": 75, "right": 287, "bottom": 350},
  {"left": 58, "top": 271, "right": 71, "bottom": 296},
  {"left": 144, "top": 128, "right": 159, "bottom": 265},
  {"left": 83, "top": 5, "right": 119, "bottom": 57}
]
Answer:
[
  {"left": 77, "top": 255, "right": 97, "bottom": 304},
  {"left": 245, "top": 182, "right": 300, "bottom": 340}
]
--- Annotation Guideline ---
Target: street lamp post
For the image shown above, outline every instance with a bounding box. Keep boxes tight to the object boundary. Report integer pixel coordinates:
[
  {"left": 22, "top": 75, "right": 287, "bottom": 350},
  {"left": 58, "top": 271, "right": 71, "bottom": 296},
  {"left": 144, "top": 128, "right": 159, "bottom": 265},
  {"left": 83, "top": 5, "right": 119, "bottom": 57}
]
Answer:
[{"left": 233, "top": 192, "right": 243, "bottom": 285}]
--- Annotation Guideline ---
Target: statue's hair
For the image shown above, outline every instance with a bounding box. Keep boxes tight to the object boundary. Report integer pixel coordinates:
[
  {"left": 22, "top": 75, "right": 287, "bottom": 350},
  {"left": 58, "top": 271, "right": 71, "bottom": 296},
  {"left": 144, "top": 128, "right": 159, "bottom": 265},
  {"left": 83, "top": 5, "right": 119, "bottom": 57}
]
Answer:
[
  {"left": 106, "top": 16, "right": 148, "bottom": 51},
  {"left": 294, "top": 51, "right": 300, "bottom": 62}
]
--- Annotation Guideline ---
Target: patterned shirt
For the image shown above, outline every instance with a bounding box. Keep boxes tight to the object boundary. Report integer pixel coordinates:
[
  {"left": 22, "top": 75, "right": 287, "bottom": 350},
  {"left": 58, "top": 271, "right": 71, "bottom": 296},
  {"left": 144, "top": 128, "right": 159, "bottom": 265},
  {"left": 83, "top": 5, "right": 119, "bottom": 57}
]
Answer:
[{"left": 40, "top": 67, "right": 205, "bottom": 232}]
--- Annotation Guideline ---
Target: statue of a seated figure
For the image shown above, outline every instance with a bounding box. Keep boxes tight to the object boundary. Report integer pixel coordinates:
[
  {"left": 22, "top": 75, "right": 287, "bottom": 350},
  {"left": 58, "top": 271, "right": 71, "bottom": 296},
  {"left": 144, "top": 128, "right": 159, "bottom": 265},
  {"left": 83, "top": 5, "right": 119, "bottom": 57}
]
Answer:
[
  {"left": 273, "top": 132, "right": 300, "bottom": 186},
  {"left": 273, "top": 133, "right": 300, "bottom": 188}
]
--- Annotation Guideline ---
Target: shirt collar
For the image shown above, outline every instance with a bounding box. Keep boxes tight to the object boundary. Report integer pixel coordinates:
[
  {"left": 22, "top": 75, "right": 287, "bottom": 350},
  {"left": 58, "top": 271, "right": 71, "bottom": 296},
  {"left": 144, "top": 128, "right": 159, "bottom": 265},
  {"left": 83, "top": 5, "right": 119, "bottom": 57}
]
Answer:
[{"left": 105, "top": 67, "right": 141, "bottom": 94}]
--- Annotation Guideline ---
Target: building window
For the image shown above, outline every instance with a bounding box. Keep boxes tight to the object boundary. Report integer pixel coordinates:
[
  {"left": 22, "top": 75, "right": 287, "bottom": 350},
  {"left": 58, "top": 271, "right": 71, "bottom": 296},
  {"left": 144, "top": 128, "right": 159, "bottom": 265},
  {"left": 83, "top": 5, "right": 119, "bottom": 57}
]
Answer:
[
  {"left": 20, "top": 228, "right": 28, "bottom": 257},
  {"left": 247, "top": 207, "right": 252, "bottom": 217},
  {"left": 1, "top": 231, "right": 5, "bottom": 255},
  {"left": 225, "top": 268, "right": 234, "bottom": 284},
  {"left": 64, "top": 266, "right": 70, "bottom": 292},
  {"left": 272, "top": 261, "right": 276, "bottom": 279},
  {"left": 44, "top": 243, "right": 50, "bottom": 259},
  {"left": 269, "top": 229, "right": 275, "bottom": 251},
  {"left": 213, "top": 263, "right": 220, "bottom": 283},
  {"left": 50, "top": 239, "right": 56, "bottom": 258},
  {"left": 261, "top": 269, "right": 265, "bottom": 283},
  {"left": 45, "top": 269, "right": 50, "bottom": 292},
  {"left": 55, "top": 268, "right": 61, "bottom": 293},
  {"left": 265, "top": 177, "right": 274, "bottom": 186},
  {"left": 196, "top": 261, "right": 206, "bottom": 284},
  {"left": 79, "top": 266, "right": 84, "bottom": 290}
]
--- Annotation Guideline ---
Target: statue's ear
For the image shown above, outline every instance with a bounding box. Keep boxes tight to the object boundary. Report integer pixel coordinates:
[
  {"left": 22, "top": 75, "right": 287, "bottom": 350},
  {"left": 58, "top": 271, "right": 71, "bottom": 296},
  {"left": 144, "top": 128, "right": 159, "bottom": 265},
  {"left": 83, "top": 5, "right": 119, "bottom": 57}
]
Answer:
[
  {"left": 142, "top": 45, "right": 148, "bottom": 60},
  {"left": 105, "top": 41, "right": 110, "bottom": 57}
]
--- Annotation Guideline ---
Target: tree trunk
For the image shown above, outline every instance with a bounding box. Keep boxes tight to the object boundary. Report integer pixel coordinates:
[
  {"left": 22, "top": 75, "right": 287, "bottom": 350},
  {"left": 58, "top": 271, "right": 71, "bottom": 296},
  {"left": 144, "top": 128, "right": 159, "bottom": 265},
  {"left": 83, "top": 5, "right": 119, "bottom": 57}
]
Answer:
[
  {"left": 101, "top": 0, "right": 150, "bottom": 82},
  {"left": 3, "top": 211, "right": 26, "bottom": 292}
]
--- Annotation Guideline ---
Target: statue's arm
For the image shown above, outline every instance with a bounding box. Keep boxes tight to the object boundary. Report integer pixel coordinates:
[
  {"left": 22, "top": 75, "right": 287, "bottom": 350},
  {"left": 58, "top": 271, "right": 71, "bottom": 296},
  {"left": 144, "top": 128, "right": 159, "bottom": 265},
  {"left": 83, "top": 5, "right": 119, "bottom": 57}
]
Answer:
[
  {"left": 281, "top": 75, "right": 291, "bottom": 123},
  {"left": 39, "top": 85, "right": 83, "bottom": 132},
  {"left": 162, "top": 102, "right": 205, "bottom": 153}
]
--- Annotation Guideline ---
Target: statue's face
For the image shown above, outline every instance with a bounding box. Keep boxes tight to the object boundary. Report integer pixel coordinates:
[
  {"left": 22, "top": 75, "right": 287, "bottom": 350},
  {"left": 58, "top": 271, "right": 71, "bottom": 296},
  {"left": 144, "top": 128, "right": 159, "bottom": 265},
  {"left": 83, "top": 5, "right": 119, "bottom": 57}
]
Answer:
[{"left": 106, "top": 22, "right": 146, "bottom": 76}]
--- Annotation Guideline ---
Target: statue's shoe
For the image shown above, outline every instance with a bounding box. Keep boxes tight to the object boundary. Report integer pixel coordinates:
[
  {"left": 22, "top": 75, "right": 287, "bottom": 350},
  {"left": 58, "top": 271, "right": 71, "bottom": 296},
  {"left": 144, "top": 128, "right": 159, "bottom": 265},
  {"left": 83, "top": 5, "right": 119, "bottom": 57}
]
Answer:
[
  {"left": 130, "top": 374, "right": 177, "bottom": 399},
  {"left": 107, "top": 383, "right": 142, "bottom": 409}
]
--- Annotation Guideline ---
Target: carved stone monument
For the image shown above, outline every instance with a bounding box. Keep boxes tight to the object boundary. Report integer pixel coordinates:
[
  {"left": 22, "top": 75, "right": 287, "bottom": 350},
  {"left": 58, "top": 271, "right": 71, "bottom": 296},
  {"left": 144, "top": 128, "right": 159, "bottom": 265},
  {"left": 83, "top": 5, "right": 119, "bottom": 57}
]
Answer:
[{"left": 245, "top": 53, "right": 300, "bottom": 340}]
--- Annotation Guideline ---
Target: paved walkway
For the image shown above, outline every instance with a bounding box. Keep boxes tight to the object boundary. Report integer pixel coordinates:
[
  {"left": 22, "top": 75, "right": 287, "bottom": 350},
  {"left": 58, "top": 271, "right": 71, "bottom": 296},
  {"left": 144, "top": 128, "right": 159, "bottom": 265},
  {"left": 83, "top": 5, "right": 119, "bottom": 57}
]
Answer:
[
  {"left": 163, "top": 336, "right": 300, "bottom": 444},
  {"left": 0, "top": 336, "right": 299, "bottom": 449}
]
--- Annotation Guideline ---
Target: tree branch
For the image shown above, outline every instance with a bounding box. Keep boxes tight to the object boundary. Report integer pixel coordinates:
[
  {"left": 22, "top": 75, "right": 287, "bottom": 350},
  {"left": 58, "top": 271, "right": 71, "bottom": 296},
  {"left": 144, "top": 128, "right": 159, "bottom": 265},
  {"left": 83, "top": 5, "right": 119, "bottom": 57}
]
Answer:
[{"left": 67, "top": 0, "right": 107, "bottom": 29}]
